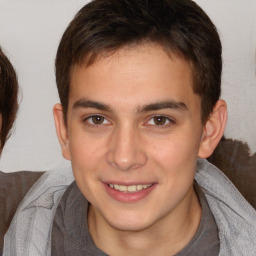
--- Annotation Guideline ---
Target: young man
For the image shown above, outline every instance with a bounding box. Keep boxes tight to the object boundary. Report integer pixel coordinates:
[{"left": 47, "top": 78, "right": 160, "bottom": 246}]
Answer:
[{"left": 4, "top": 0, "right": 256, "bottom": 255}]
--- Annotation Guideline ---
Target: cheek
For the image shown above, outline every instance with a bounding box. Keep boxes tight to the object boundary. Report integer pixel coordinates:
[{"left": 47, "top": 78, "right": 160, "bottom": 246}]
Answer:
[
  {"left": 68, "top": 134, "right": 104, "bottom": 199},
  {"left": 68, "top": 129, "right": 108, "bottom": 176},
  {"left": 147, "top": 134, "right": 200, "bottom": 196},
  {"left": 152, "top": 139, "right": 198, "bottom": 198},
  {"left": 149, "top": 135, "right": 200, "bottom": 169}
]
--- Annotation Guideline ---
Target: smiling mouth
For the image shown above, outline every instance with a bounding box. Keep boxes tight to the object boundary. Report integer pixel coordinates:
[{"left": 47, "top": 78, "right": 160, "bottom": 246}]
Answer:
[{"left": 108, "top": 184, "right": 153, "bottom": 193}]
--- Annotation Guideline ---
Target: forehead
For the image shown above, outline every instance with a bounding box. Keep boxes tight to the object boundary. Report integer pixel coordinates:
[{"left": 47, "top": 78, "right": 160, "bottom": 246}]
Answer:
[{"left": 68, "top": 44, "right": 199, "bottom": 111}]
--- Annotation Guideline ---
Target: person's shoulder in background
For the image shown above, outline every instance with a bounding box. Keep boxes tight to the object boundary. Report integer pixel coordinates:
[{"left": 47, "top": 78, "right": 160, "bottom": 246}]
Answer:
[
  {"left": 0, "top": 170, "right": 44, "bottom": 255},
  {"left": 208, "top": 137, "right": 256, "bottom": 208}
]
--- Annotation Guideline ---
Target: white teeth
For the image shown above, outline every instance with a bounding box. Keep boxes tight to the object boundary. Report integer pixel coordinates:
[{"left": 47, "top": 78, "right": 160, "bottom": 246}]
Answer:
[
  {"left": 127, "top": 185, "right": 136, "bottom": 192},
  {"left": 119, "top": 185, "right": 127, "bottom": 192},
  {"left": 137, "top": 185, "right": 143, "bottom": 191},
  {"left": 109, "top": 183, "right": 152, "bottom": 193}
]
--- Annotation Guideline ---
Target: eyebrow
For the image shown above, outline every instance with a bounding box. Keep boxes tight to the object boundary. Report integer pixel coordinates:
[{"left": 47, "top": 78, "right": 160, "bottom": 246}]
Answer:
[
  {"left": 72, "top": 99, "right": 187, "bottom": 113},
  {"left": 73, "top": 99, "right": 111, "bottom": 111},
  {"left": 139, "top": 101, "right": 188, "bottom": 113}
]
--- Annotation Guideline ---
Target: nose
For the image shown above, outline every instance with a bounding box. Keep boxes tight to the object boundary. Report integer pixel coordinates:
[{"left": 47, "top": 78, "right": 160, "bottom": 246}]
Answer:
[{"left": 106, "top": 125, "right": 148, "bottom": 171}]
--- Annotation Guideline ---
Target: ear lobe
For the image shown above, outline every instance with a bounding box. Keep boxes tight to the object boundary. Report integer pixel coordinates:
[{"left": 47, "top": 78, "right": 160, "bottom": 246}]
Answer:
[
  {"left": 53, "top": 103, "right": 71, "bottom": 160},
  {"left": 198, "top": 99, "right": 227, "bottom": 159}
]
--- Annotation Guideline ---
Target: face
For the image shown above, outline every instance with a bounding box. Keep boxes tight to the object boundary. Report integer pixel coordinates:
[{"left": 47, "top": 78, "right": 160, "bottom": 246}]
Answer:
[{"left": 57, "top": 44, "right": 207, "bottom": 232}]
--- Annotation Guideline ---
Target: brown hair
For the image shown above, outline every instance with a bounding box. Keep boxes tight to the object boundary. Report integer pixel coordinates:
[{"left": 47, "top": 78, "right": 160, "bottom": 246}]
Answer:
[
  {"left": 56, "top": 0, "right": 222, "bottom": 124},
  {"left": 0, "top": 47, "right": 18, "bottom": 151}
]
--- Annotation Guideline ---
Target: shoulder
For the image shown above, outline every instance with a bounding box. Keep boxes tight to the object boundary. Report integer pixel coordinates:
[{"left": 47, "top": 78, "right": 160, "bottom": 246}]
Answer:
[
  {"left": 0, "top": 170, "right": 44, "bottom": 255},
  {"left": 3, "top": 165, "right": 74, "bottom": 255},
  {"left": 195, "top": 159, "right": 256, "bottom": 255}
]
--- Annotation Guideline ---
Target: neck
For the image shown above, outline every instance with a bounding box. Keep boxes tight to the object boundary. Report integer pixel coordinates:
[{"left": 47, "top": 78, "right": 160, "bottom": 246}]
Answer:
[{"left": 88, "top": 186, "right": 201, "bottom": 256}]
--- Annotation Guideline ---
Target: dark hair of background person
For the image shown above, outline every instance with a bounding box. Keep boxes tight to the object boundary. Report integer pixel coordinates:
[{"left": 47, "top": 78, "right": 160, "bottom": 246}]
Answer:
[
  {"left": 55, "top": 0, "right": 222, "bottom": 125},
  {"left": 0, "top": 47, "right": 18, "bottom": 151}
]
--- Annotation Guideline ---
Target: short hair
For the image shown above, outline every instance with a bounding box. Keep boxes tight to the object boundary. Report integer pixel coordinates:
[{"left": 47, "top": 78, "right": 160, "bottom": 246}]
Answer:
[
  {"left": 0, "top": 47, "right": 18, "bottom": 151},
  {"left": 56, "top": 0, "right": 222, "bottom": 124}
]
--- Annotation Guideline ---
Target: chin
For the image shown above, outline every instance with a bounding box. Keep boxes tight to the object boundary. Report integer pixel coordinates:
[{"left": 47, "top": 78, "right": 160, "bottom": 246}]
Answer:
[{"left": 103, "top": 209, "right": 158, "bottom": 232}]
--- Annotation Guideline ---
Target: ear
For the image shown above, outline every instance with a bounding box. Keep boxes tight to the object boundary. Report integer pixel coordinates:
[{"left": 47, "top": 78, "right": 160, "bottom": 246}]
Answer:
[
  {"left": 53, "top": 103, "right": 71, "bottom": 160},
  {"left": 198, "top": 99, "right": 227, "bottom": 158}
]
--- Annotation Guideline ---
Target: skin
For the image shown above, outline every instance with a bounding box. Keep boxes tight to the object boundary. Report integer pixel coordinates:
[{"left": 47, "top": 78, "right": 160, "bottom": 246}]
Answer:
[{"left": 54, "top": 43, "right": 227, "bottom": 255}]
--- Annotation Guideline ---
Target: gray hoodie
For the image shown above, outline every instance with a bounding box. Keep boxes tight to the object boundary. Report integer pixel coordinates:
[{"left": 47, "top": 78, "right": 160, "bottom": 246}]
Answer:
[{"left": 3, "top": 159, "right": 256, "bottom": 255}]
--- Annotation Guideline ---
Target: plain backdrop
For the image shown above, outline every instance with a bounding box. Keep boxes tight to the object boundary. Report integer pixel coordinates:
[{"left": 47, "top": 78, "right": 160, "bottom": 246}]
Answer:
[{"left": 0, "top": 0, "right": 256, "bottom": 172}]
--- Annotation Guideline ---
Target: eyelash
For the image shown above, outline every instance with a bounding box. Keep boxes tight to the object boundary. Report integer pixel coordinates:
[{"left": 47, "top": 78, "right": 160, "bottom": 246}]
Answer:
[
  {"left": 146, "top": 115, "right": 175, "bottom": 127},
  {"left": 83, "top": 115, "right": 111, "bottom": 127},
  {"left": 82, "top": 114, "right": 175, "bottom": 128}
]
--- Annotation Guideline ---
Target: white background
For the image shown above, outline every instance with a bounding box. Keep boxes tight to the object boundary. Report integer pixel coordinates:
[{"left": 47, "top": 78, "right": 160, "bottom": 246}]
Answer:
[{"left": 0, "top": 0, "right": 255, "bottom": 172}]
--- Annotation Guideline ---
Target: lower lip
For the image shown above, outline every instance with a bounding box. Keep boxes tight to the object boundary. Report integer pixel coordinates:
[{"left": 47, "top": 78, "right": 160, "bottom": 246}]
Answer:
[{"left": 103, "top": 183, "right": 156, "bottom": 203}]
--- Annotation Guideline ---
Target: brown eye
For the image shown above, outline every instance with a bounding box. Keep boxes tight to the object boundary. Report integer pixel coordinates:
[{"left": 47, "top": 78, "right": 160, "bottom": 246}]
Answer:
[
  {"left": 147, "top": 116, "right": 172, "bottom": 126},
  {"left": 85, "top": 115, "right": 109, "bottom": 125},
  {"left": 91, "top": 116, "right": 105, "bottom": 124},
  {"left": 153, "top": 116, "right": 168, "bottom": 125}
]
